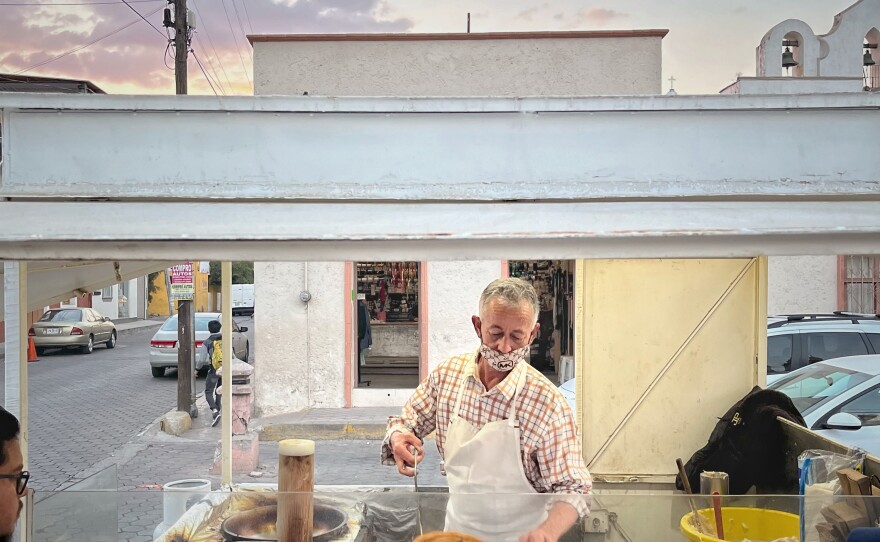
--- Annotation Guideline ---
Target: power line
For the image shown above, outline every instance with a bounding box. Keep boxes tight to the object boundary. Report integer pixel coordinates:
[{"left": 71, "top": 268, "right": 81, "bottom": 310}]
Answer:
[
  {"left": 120, "top": 0, "right": 164, "bottom": 38},
  {"left": 190, "top": 0, "right": 233, "bottom": 93},
  {"left": 220, "top": 0, "right": 251, "bottom": 89},
  {"left": 0, "top": 0, "right": 160, "bottom": 5},
  {"left": 191, "top": 49, "right": 218, "bottom": 96},
  {"left": 15, "top": 4, "right": 163, "bottom": 74},
  {"left": 192, "top": 35, "right": 225, "bottom": 94},
  {"left": 230, "top": 0, "right": 250, "bottom": 58},
  {"left": 239, "top": 0, "right": 252, "bottom": 34}
]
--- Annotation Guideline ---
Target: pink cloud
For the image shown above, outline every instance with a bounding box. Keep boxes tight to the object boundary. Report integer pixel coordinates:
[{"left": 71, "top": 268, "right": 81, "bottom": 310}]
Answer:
[
  {"left": 0, "top": 0, "right": 413, "bottom": 95},
  {"left": 575, "top": 7, "right": 628, "bottom": 26}
]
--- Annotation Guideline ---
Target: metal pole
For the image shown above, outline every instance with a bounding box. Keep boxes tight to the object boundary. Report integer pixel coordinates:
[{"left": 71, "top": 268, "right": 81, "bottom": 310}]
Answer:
[
  {"left": 3, "top": 261, "right": 28, "bottom": 466},
  {"left": 177, "top": 297, "right": 195, "bottom": 417},
  {"left": 4, "top": 262, "right": 29, "bottom": 542},
  {"left": 221, "top": 261, "right": 233, "bottom": 485}
]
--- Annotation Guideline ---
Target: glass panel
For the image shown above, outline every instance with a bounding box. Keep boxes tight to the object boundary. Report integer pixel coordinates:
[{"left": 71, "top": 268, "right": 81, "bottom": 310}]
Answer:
[
  {"left": 845, "top": 255, "right": 874, "bottom": 279},
  {"left": 867, "top": 333, "right": 880, "bottom": 352},
  {"left": 845, "top": 283, "right": 875, "bottom": 313},
  {"left": 839, "top": 386, "right": 880, "bottom": 427},
  {"left": 806, "top": 332, "right": 868, "bottom": 364},
  {"left": 160, "top": 316, "right": 217, "bottom": 332},
  {"left": 24, "top": 490, "right": 880, "bottom": 542},
  {"left": 767, "top": 334, "right": 794, "bottom": 375},
  {"left": 38, "top": 309, "right": 83, "bottom": 323},
  {"left": 769, "top": 362, "right": 872, "bottom": 415}
]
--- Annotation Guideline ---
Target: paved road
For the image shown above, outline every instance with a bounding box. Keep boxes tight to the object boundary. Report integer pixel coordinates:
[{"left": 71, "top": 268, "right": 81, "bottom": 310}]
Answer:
[{"left": 0, "top": 315, "right": 255, "bottom": 492}]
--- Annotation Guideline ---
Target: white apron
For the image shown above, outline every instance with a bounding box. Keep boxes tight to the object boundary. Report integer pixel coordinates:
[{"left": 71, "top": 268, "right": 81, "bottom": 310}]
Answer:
[{"left": 443, "top": 365, "right": 548, "bottom": 541}]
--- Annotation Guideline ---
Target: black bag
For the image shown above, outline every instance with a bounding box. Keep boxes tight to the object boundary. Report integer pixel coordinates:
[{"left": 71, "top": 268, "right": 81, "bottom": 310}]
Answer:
[{"left": 676, "top": 385, "right": 806, "bottom": 495}]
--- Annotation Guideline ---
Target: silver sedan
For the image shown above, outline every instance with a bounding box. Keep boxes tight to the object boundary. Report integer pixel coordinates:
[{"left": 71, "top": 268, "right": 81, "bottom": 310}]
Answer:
[
  {"left": 768, "top": 354, "right": 880, "bottom": 456},
  {"left": 149, "top": 312, "right": 249, "bottom": 378},
  {"left": 29, "top": 307, "right": 117, "bottom": 355}
]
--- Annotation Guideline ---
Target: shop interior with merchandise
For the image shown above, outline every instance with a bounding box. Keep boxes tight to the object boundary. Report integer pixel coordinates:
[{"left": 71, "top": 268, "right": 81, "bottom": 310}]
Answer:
[
  {"left": 355, "top": 261, "right": 421, "bottom": 389},
  {"left": 508, "top": 260, "right": 576, "bottom": 386}
]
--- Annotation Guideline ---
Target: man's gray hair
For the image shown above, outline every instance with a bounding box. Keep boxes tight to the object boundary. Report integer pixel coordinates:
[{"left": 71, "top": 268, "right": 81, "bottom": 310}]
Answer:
[{"left": 479, "top": 277, "right": 540, "bottom": 325}]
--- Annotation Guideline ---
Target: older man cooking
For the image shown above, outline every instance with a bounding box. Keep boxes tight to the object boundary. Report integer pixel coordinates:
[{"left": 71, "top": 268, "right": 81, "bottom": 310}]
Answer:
[{"left": 381, "top": 277, "right": 591, "bottom": 542}]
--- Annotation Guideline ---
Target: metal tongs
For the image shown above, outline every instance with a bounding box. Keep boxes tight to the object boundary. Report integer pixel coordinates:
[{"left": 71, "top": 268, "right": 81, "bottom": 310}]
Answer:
[{"left": 411, "top": 446, "right": 423, "bottom": 537}]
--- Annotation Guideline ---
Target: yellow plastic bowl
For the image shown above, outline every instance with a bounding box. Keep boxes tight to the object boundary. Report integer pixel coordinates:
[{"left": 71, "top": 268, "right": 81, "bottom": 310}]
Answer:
[{"left": 680, "top": 507, "right": 799, "bottom": 542}]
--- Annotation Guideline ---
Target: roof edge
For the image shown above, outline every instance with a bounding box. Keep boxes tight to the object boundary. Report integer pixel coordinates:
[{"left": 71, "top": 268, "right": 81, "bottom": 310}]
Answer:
[{"left": 248, "top": 29, "right": 670, "bottom": 44}]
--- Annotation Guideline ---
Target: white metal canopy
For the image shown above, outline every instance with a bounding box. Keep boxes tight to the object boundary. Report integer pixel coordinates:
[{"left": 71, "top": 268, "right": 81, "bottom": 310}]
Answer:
[{"left": 0, "top": 261, "right": 175, "bottom": 321}]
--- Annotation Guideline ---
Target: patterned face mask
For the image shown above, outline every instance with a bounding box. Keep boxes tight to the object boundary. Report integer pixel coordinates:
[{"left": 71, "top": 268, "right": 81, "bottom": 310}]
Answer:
[{"left": 479, "top": 343, "right": 530, "bottom": 372}]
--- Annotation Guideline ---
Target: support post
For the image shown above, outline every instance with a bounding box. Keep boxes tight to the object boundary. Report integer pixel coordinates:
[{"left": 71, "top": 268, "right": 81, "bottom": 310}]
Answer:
[
  {"left": 174, "top": 0, "right": 188, "bottom": 95},
  {"left": 4, "top": 261, "right": 29, "bottom": 542},
  {"left": 177, "top": 299, "right": 195, "bottom": 417},
  {"left": 221, "top": 261, "right": 233, "bottom": 485}
]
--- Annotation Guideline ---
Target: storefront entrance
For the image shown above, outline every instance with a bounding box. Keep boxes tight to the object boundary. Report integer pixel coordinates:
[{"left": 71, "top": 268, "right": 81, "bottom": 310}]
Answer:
[
  {"left": 508, "top": 260, "right": 575, "bottom": 386},
  {"left": 353, "top": 261, "right": 422, "bottom": 389}
]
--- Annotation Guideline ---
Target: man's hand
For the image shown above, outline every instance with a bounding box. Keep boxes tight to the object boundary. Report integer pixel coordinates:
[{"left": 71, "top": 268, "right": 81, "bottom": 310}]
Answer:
[
  {"left": 519, "top": 501, "right": 578, "bottom": 542},
  {"left": 390, "top": 431, "right": 423, "bottom": 477},
  {"left": 518, "top": 526, "right": 556, "bottom": 542}
]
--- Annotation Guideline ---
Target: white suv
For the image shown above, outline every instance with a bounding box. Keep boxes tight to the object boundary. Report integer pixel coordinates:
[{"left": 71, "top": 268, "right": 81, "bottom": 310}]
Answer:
[{"left": 767, "top": 313, "right": 880, "bottom": 384}]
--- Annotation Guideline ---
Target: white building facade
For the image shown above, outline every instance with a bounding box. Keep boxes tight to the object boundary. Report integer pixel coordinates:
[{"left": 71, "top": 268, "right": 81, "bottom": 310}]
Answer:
[{"left": 249, "top": 30, "right": 667, "bottom": 412}]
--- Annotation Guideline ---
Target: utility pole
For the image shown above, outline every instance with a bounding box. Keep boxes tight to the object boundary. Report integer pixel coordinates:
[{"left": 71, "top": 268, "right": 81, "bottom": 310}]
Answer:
[
  {"left": 165, "top": 2, "right": 197, "bottom": 418},
  {"left": 173, "top": 0, "right": 188, "bottom": 95}
]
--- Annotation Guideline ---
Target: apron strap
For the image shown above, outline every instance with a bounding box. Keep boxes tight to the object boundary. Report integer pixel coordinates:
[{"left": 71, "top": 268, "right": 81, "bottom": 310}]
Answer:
[
  {"left": 507, "top": 365, "right": 528, "bottom": 427},
  {"left": 450, "top": 361, "right": 472, "bottom": 422}
]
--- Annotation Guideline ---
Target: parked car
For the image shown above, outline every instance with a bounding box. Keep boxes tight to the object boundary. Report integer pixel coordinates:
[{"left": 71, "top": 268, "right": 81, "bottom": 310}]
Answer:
[
  {"left": 29, "top": 307, "right": 117, "bottom": 355},
  {"left": 768, "top": 354, "right": 880, "bottom": 456},
  {"left": 767, "top": 313, "right": 880, "bottom": 384},
  {"left": 149, "top": 312, "right": 249, "bottom": 378}
]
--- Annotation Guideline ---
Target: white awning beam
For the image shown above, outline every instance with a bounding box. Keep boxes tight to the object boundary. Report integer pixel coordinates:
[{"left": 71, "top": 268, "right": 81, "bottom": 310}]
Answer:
[
  {"left": 0, "top": 201, "right": 878, "bottom": 260},
  {"left": 2, "top": 93, "right": 880, "bottom": 202}
]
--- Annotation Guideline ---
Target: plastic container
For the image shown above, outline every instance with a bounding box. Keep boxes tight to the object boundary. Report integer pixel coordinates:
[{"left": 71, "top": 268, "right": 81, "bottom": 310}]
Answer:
[{"left": 680, "top": 507, "right": 799, "bottom": 542}]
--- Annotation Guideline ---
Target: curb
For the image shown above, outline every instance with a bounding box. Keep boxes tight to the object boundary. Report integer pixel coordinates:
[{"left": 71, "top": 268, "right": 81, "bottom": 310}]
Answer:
[{"left": 257, "top": 422, "right": 389, "bottom": 441}]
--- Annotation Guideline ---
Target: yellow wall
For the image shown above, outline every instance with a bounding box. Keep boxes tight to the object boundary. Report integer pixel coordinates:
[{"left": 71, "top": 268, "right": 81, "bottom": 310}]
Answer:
[
  {"left": 147, "top": 262, "right": 211, "bottom": 317},
  {"left": 575, "top": 258, "right": 768, "bottom": 480}
]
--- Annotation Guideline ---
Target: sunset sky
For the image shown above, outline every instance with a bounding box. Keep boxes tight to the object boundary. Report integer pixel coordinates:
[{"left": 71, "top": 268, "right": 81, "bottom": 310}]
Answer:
[{"left": 0, "top": 0, "right": 858, "bottom": 96}]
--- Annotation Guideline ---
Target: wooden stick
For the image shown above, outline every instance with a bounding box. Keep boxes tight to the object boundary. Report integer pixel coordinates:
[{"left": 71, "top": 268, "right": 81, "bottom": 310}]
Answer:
[
  {"left": 277, "top": 439, "right": 315, "bottom": 542},
  {"left": 676, "top": 458, "right": 709, "bottom": 535}
]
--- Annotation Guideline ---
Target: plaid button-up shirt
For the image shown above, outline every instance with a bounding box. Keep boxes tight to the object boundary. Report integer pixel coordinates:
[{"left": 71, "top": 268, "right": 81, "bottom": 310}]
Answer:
[{"left": 381, "top": 350, "right": 592, "bottom": 516}]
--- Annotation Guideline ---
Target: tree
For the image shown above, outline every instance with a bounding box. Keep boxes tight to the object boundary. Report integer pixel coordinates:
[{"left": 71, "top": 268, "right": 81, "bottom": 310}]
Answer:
[{"left": 208, "top": 262, "right": 254, "bottom": 287}]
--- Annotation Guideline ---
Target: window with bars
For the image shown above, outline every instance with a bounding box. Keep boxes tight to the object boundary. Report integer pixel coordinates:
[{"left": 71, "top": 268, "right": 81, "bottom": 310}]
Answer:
[{"left": 839, "top": 255, "right": 880, "bottom": 313}]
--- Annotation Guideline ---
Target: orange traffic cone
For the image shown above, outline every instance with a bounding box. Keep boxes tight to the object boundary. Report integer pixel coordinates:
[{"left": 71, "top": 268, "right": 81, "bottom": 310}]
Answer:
[{"left": 27, "top": 337, "right": 39, "bottom": 362}]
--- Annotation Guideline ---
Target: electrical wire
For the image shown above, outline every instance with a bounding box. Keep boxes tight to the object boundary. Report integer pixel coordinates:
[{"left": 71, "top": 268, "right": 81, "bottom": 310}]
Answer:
[
  {"left": 191, "top": 49, "right": 218, "bottom": 96},
  {"left": 0, "top": 0, "right": 159, "bottom": 5},
  {"left": 120, "top": 0, "right": 164, "bottom": 38},
  {"left": 230, "top": 0, "right": 251, "bottom": 58},
  {"left": 193, "top": 33, "right": 226, "bottom": 94},
  {"left": 190, "top": 0, "right": 234, "bottom": 93},
  {"left": 239, "top": 0, "right": 252, "bottom": 34},
  {"left": 15, "top": 4, "right": 163, "bottom": 74},
  {"left": 220, "top": 0, "right": 251, "bottom": 88}
]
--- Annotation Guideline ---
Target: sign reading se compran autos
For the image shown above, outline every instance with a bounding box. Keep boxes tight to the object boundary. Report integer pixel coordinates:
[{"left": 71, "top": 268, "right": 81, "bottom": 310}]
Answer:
[{"left": 170, "top": 262, "right": 194, "bottom": 301}]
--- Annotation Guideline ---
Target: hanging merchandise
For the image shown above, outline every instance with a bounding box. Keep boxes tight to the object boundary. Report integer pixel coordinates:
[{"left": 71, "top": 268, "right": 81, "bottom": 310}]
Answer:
[{"left": 356, "top": 262, "right": 420, "bottom": 323}]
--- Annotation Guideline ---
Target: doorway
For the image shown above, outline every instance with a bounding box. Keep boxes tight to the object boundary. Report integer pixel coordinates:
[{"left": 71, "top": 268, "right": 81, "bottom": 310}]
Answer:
[
  {"left": 508, "top": 260, "right": 576, "bottom": 385},
  {"left": 353, "top": 261, "right": 422, "bottom": 389}
]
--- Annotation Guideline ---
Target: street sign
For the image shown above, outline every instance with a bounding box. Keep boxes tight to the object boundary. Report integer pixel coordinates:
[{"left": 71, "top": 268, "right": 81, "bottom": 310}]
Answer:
[{"left": 169, "top": 262, "right": 194, "bottom": 301}]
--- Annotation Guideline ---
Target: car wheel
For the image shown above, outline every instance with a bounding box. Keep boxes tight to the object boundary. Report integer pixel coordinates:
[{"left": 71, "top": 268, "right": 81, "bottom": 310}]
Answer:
[
  {"left": 36, "top": 347, "right": 46, "bottom": 356},
  {"left": 196, "top": 367, "right": 208, "bottom": 378},
  {"left": 106, "top": 330, "right": 117, "bottom": 349},
  {"left": 151, "top": 367, "right": 165, "bottom": 378},
  {"left": 80, "top": 335, "right": 94, "bottom": 354}
]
